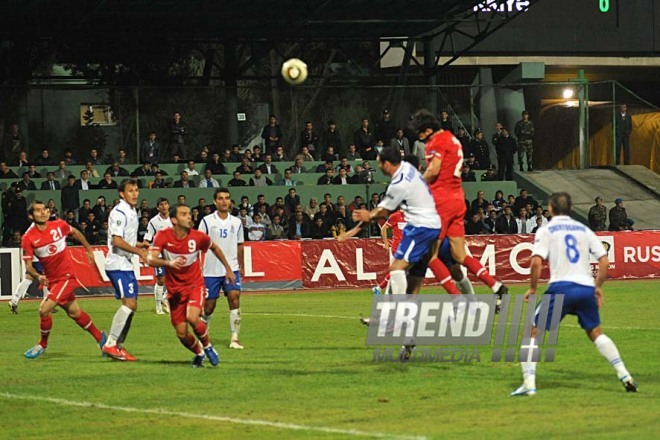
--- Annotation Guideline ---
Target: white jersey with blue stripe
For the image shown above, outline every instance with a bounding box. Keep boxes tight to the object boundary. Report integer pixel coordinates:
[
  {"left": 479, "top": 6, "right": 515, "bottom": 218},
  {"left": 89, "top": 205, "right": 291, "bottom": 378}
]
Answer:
[
  {"left": 144, "top": 214, "right": 172, "bottom": 242},
  {"left": 199, "top": 211, "right": 244, "bottom": 276},
  {"left": 105, "top": 199, "right": 139, "bottom": 271},
  {"left": 378, "top": 161, "right": 441, "bottom": 229},
  {"left": 532, "top": 215, "right": 607, "bottom": 287}
]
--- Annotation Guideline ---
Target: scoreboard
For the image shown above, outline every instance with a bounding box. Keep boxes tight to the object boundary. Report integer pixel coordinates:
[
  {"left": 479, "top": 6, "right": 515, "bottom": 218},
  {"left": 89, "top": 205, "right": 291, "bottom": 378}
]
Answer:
[{"left": 458, "top": 0, "right": 660, "bottom": 55}]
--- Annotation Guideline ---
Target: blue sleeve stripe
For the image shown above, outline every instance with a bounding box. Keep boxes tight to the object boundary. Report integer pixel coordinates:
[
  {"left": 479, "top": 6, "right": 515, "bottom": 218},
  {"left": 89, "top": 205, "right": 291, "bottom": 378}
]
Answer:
[{"left": 390, "top": 175, "right": 404, "bottom": 185}]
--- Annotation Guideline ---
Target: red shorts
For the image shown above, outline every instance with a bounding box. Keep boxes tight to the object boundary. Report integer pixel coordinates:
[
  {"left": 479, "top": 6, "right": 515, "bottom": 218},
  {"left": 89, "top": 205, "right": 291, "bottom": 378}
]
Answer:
[
  {"left": 46, "top": 277, "right": 79, "bottom": 306},
  {"left": 437, "top": 199, "right": 467, "bottom": 240},
  {"left": 168, "top": 285, "right": 206, "bottom": 326}
]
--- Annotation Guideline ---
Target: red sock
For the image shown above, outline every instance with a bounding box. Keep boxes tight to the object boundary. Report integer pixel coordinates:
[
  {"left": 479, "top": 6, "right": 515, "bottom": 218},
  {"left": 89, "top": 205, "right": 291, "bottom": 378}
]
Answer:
[
  {"left": 463, "top": 255, "right": 497, "bottom": 288},
  {"left": 192, "top": 321, "right": 210, "bottom": 347},
  {"left": 378, "top": 274, "right": 390, "bottom": 289},
  {"left": 428, "top": 259, "right": 460, "bottom": 295},
  {"left": 40, "top": 315, "right": 53, "bottom": 348},
  {"left": 179, "top": 334, "right": 203, "bottom": 355},
  {"left": 74, "top": 311, "right": 103, "bottom": 343}
]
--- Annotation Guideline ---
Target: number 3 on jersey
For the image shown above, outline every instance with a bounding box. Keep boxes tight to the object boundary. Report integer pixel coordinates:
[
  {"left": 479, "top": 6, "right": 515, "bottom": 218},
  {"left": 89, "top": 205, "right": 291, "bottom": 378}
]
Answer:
[{"left": 564, "top": 234, "right": 580, "bottom": 263}]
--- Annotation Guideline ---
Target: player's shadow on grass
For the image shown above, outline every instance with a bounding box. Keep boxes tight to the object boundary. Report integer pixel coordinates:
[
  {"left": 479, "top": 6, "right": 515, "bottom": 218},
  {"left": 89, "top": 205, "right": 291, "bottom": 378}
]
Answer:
[{"left": 137, "top": 359, "right": 199, "bottom": 366}]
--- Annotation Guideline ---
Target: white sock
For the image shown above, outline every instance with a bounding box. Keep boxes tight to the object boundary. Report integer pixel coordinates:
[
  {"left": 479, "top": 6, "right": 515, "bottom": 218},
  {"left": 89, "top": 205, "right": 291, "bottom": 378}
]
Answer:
[
  {"left": 154, "top": 284, "right": 164, "bottom": 311},
  {"left": 106, "top": 305, "right": 133, "bottom": 347},
  {"left": 230, "top": 308, "right": 241, "bottom": 340},
  {"left": 203, "top": 313, "right": 213, "bottom": 330},
  {"left": 456, "top": 275, "right": 475, "bottom": 296},
  {"left": 491, "top": 281, "right": 502, "bottom": 293},
  {"left": 594, "top": 334, "right": 630, "bottom": 380},
  {"left": 389, "top": 270, "right": 407, "bottom": 295},
  {"left": 12, "top": 279, "right": 32, "bottom": 305},
  {"left": 521, "top": 338, "right": 538, "bottom": 388}
]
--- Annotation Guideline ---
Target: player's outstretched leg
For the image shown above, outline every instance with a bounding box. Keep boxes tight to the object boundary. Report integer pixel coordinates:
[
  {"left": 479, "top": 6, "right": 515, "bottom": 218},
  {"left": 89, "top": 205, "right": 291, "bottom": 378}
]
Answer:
[
  {"left": 24, "top": 299, "right": 57, "bottom": 359},
  {"left": 154, "top": 283, "right": 165, "bottom": 314},
  {"left": 591, "top": 329, "right": 637, "bottom": 392},
  {"left": 10, "top": 277, "right": 33, "bottom": 314},
  {"left": 103, "top": 304, "right": 136, "bottom": 361},
  {"left": 373, "top": 274, "right": 390, "bottom": 296},
  {"left": 189, "top": 308, "right": 220, "bottom": 366}
]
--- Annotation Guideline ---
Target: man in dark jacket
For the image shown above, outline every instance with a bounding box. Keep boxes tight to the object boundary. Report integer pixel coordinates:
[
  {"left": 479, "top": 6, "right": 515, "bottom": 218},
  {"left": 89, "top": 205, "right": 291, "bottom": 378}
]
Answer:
[
  {"left": 609, "top": 198, "right": 632, "bottom": 231},
  {"left": 375, "top": 109, "right": 395, "bottom": 144},
  {"left": 615, "top": 104, "right": 633, "bottom": 165},
  {"left": 40, "top": 172, "right": 61, "bottom": 190},
  {"left": 141, "top": 131, "right": 162, "bottom": 164},
  {"left": 495, "top": 206, "right": 517, "bottom": 234},
  {"left": 354, "top": 118, "right": 376, "bottom": 160},
  {"left": 168, "top": 111, "right": 187, "bottom": 160},
  {"left": 321, "top": 120, "right": 343, "bottom": 158},
  {"left": 60, "top": 175, "right": 80, "bottom": 214},
  {"left": 470, "top": 129, "right": 491, "bottom": 170},
  {"left": 496, "top": 127, "right": 517, "bottom": 180},
  {"left": 299, "top": 121, "right": 320, "bottom": 159},
  {"left": 261, "top": 115, "right": 283, "bottom": 156},
  {"left": 588, "top": 196, "right": 608, "bottom": 231}
]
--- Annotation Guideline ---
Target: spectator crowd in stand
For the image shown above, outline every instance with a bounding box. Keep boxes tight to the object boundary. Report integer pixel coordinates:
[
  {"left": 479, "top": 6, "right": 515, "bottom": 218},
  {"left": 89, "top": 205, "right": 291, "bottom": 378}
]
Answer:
[{"left": 0, "top": 109, "right": 639, "bottom": 246}]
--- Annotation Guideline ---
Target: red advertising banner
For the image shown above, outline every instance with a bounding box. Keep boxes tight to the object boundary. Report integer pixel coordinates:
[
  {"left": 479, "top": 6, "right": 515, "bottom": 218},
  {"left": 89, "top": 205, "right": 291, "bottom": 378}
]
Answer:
[
  {"left": 68, "top": 241, "right": 303, "bottom": 292},
  {"left": 59, "top": 231, "right": 660, "bottom": 293},
  {"left": 301, "top": 238, "right": 390, "bottom": 288},
  {"left": 301, "top": 231, "right": 660, "bottom": 288}
]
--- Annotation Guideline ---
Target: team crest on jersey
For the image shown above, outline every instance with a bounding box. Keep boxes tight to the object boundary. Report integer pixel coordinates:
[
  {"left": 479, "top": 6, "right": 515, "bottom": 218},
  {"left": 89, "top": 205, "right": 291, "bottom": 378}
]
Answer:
[
  {"left": 230, "top": 226, "right": 235, "bottom": 233},
  {"left": 116, "top": 220, "right": 121, "bottom": 225}
]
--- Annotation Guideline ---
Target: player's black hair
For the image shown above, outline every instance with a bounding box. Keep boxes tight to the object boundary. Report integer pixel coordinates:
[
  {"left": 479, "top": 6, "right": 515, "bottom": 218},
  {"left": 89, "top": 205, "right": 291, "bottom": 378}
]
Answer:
[
  {"left": 549, "top": 192, "right": 572, "bottom": 216},
  {"left": 156, "top": 197, "right": 169, "bottom": 207},
  {"left": 169, "top": 203, "right": 189, "bottom": 218},
  {"left": 410, "top": 109, "right": 440, "bottom": 133},
  {"left": 378, "top": 147, "right": 403, "bottom": 166},
  {"left": 403, "top": 154, "right": 420, "bottom": 170},
  {"left": 118, "top": 178, "right": 138, "bottom": 193},
  {"left": 214, "top": 187, "right": 230, "bottom": 199},
  {"left": 27, "top": 200, "right": 45, "bottom": 216}
]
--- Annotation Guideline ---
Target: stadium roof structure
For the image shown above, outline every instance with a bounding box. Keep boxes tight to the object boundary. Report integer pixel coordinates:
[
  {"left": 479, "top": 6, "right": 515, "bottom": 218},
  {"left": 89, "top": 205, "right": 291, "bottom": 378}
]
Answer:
[{"left": 0, "top": 0, "right": 535, "bottom": 58}]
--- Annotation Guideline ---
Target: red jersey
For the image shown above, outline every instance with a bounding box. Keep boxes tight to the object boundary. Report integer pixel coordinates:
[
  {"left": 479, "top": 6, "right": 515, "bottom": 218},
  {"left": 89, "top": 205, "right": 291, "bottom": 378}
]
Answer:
[
  {"left": 22, "top": 220, "right": 75, "bottom": 282},
  {"left": 425, "top": 130, "right": 465, "bottom": 201},
  {"left": 152, "top": 227, "right": 211, "bottom": 293},
  {"left": 385, "top": 210, "right": 406, "bottom": 252}
]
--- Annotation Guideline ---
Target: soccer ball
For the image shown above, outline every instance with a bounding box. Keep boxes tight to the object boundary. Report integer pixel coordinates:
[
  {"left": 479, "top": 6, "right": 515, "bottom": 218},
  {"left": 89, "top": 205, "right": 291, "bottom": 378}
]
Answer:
[{"left": 281, "top": 58, "right": 308, "bottom": 85}]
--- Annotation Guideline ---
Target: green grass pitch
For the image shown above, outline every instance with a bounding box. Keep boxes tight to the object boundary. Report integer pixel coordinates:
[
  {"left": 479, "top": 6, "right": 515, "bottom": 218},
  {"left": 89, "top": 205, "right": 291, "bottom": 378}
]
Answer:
[{"left": 1, "top": 281, "right": 658, "bottom": 439}]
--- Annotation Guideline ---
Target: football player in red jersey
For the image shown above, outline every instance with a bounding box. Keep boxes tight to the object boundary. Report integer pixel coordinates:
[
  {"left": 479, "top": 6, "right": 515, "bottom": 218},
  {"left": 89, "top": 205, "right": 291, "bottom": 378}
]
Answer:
[
  {"left": 150, "top": 204, "right": 235, "bottom": 367},
  {"left": 412, "top": 110, "right": 509, "bottom": 310},
  {"left": 22, "top": 201, "right": 106, "bottom": 359}
]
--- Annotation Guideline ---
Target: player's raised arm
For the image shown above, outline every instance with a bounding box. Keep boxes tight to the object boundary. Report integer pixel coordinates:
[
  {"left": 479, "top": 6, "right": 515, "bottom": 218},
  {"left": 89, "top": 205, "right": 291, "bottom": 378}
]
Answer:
[
  {"left": 380, "top": 222, "right": 391, "bottom": 252},
  {"left": 68, "top": 225, "right": 96, "bottom": 265},
  {"left": 209, "top": 242, "right": 236, "bottom": 284},
  {"left": 336, "top": 221, "right": 364, "bottom": 242},
  {"left": 352, "top": 207, "right": 389, "bottom": 224}
]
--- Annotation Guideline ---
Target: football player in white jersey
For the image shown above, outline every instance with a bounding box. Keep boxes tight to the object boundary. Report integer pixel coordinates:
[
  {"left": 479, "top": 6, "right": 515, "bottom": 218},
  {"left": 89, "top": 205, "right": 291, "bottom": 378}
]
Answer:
[
  {"left": 143, "top": 197, "right": 173, "bottom": 315},
  {"left": 199, "top": 187, "right": 245, "bottom": 349},
  {"left": 352, "top": 147, "right": 441, "bottom": 297},
  {"left": 102, "top": 179, "right": 149, "bottom": 361},
  {"left": 511, "top": 192, "right": 637, "bottom": 396}
]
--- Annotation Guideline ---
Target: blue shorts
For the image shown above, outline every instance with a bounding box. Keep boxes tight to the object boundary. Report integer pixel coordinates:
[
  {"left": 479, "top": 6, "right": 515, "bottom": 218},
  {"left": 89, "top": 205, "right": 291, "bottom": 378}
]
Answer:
[
  {"left": 394, "top": 225, "right": 440, "bottom": 264},
  {"left": 438, "top": 238, "right": 456, "bottom": 268},
  {"left": 106, "top": 270, "right": 139, "bottom": 300},
  {"left": 154, "top": 266, "right": 165, "bottom": 278},
  {"left": 204, "top": 271, "right": 242, "bottom": 300},
  {"left": 534, "top": 281, "right": 600, "bottom": 331},
  {"left": 33, "top": 262, "right": 44, "bottom": 274}
]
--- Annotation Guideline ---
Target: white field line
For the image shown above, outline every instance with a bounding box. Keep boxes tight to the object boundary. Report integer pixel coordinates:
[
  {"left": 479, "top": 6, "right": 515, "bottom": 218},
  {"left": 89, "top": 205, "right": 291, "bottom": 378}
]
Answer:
[
  {"left": 0, "top": 392, "right": 426, "bottom": 440},
  {"left": 243, "top": 312, "right": 660, "bottom": 331}
]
